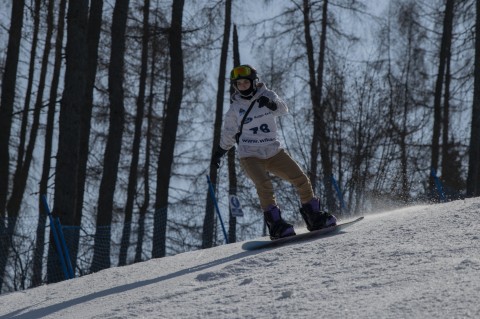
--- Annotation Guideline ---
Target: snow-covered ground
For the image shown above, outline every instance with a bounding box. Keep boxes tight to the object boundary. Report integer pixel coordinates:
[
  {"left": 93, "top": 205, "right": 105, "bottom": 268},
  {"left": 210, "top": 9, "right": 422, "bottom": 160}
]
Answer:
[{"left": 1, "top": 198, "right": 479, "bottom": 318}]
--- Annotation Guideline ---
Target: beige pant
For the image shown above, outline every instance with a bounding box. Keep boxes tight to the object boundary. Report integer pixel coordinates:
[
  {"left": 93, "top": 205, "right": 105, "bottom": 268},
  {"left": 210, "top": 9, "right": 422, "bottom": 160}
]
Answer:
[{"left": 240, "top": 149, "right": 314, "bottom": 210}]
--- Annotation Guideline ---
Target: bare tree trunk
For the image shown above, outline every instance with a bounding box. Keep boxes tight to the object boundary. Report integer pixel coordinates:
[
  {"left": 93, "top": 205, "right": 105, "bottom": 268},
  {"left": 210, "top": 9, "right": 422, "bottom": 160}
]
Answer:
[
  {"left": 467, "top": 0, "right": 480, "bottom": 197},
  {"left": 4, "top": 0, "right": 45, "bottom": 286},
  {"left": 7, "top": 0, "right": 53, "bottom": 286},
  {"left": 32, "top": 0, "right": 66, "bottom": 288},
  {"left": 400, "top": 106, "right": 409, "bottom": 201},
  {"left": 431, "top": 0, "right": 454, "bottom": 194},
  {"left": 400, "top": 19, "right": 414, "bottom": 201},
  {"left": 49, "top": 0, "right": 88, "bottom": 283},
  {"left": 227, "top": 23, "right": 239, "bottom": 244},
  {"left": 202, "top": 0, "right": 231, "bottom": 249},
  {"left": 11, "top": 0, "right": 41, "bottom": 200},
  {"left": 441, "top": 2, "right": 454, "bottom": 191},
  {"left": 135, "top": 12, "right": 159, "bottom": 263},
  {"left": 302, "top": 0, "right": 335, "bottom": 211},
  {"left": 119, "top": 0, "right": 150, "bottom": 266},
  {"left": 8, "top": 0, "right": 50, "bottom": 228},
  {"left": 91, "top": 0, "right": 129, "bottom": 273},
  {"left": 0, "top": 0, "right": 24, "bottom": 293},
  {"left": 153, "top": 0, "right": 185, "bottom": 258},
  {"left": 135, "top": 78, "right": 154, "bottom": 263},
  {"left": 75, "top": 0, "right": 104, "bottom": 240}
]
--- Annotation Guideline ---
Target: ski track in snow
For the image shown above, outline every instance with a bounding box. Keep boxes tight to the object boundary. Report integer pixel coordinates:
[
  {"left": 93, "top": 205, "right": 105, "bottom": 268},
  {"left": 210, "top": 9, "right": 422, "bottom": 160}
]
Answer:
[{"left": 0, "top": 198, "right": 479, "bottom": 318}]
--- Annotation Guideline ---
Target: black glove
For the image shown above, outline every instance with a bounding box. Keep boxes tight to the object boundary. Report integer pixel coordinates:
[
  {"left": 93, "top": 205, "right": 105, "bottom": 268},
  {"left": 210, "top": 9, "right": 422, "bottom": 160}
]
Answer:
[
  {"left": 211, "top": 146, "right": 228, "bottom": 169},
  {"left": 257, "top": 96, "right": 277, "bottom": 111}
]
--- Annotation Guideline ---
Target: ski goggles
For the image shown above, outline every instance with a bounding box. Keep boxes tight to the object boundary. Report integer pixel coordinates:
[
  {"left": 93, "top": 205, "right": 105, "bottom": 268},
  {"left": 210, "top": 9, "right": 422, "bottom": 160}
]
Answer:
[{"left": 230, "top": 66, "right": 252, "bottom": 80}]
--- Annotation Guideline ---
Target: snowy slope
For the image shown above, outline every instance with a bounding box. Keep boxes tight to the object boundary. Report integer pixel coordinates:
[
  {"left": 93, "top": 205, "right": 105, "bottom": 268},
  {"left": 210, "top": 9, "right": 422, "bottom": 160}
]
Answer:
[{"left": 0, "top": 198, "right": 479, "bottom": 318}]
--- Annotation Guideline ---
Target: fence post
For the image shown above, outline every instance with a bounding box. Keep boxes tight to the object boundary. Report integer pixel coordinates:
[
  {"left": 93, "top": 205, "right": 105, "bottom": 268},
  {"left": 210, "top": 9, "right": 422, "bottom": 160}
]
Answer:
[
  {"left": 54, "top": 218, "right": 75, "bottom": 279},
  {"left": 41, "top": 195, "right": 70, "bottom": 280},
  {"left": 206, "top": 175, "right": 229, "bottom": 244},
  {"left": 331, "top": 174, "right": 347, "bottom": 214},
  {"left": 430, "top": 168, "right": 446, "bottom": 202}
]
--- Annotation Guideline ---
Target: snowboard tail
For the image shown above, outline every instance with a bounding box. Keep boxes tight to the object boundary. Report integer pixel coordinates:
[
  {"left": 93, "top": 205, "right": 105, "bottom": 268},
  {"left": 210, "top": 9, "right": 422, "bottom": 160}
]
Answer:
[{"left": 242, "top": 216, "right": 364, "bottom": 251}]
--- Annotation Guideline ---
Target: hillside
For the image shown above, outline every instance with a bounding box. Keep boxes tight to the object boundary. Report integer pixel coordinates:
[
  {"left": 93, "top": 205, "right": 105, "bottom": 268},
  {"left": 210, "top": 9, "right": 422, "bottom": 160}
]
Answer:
[{"left": 0, "top": 198, "right": 479, "bottom": 318}]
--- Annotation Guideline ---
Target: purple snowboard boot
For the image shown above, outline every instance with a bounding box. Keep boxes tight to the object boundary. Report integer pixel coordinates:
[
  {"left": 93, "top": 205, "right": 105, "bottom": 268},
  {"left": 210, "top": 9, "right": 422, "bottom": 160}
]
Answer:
[
  {"left": 300, "top": 197, "right": 337, "bottom": 231},
  {"left": 263, "top": 204, "right": 296, "bottom": 240}
]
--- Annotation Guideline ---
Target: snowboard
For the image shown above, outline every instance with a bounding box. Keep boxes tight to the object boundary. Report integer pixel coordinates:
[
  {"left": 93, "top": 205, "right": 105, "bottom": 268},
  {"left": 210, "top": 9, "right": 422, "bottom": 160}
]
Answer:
[{"left": 242, "top": 216, "right": 364, "bottom": 251}]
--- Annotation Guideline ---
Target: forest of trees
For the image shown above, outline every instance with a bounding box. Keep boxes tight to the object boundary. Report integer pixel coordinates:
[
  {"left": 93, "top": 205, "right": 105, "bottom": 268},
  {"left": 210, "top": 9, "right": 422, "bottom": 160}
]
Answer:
[{"left": 1, "top": 0, "right": 480, "bottom": 293}]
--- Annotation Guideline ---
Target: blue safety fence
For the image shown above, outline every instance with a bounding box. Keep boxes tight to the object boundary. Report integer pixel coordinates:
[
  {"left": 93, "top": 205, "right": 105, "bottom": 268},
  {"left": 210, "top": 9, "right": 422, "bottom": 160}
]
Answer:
[
  {"left": 430, "top": 168, "right": 447, "bottom": 202},
  {"left": 0, "top": 200, "right": 209, "bottom": 294}
]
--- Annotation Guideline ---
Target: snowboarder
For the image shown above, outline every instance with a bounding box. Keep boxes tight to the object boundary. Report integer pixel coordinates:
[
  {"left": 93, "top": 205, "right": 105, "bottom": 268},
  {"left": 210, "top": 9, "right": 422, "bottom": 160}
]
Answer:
[{"left": 211, "top": 64, "right": 337, "bottom": 240}]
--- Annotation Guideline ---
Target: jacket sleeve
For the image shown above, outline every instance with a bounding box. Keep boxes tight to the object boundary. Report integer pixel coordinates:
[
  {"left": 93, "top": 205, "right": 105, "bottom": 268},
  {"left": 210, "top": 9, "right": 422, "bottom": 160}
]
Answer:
[{"left": 219, "top": 106, "right": 238, "bottom": 151}]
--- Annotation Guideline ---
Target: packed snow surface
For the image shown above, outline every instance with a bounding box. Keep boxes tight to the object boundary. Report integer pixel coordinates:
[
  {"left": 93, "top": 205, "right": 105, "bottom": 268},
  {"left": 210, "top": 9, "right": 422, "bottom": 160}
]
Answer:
[{"left": 1, "top": 198, "right": 479, "bottom": 318}]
